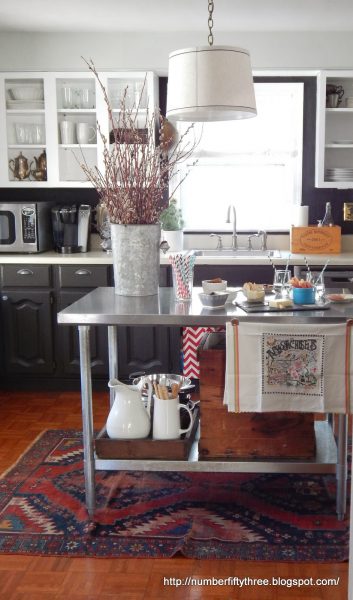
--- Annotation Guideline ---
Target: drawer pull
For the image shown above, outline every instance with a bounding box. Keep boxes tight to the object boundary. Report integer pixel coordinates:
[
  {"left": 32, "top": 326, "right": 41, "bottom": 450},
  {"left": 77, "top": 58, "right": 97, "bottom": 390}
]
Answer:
[
  {"left": 17, "top": 269, "right": 34, "bottom": 276},
  {"left": 75, "top": 269, "right": 92, "bottom": 276}
]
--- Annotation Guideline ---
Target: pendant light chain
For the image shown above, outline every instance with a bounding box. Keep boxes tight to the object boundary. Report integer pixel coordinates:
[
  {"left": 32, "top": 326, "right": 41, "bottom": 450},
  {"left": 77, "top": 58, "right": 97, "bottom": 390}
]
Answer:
[{"left": 208, "top": 0, "right": 214, "bottom": 46}]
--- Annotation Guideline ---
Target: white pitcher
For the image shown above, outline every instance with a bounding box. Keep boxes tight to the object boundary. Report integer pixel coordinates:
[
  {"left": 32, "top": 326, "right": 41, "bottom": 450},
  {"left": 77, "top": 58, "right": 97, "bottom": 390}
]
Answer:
[{"left": 106, "top": 378, "right": 152, "bottom": 439}]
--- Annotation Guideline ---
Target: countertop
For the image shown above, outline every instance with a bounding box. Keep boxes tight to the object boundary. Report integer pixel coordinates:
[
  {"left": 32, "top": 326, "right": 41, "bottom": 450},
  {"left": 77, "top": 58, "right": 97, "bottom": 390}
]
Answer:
[{"left": 1, "top": 249, "right": 353, "bottom": 266}]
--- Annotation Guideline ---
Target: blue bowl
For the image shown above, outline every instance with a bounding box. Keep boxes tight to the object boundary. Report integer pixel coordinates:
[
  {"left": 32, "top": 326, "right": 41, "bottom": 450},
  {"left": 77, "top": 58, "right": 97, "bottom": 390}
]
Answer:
[{"left": 293, "top": 286, "right": 315, "bottom": 305}]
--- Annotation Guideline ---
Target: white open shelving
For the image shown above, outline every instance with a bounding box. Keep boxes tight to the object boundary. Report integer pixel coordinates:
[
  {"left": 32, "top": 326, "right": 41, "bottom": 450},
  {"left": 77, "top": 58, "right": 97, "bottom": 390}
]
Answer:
[{"left": 0, "top": 71, "right": 158, "bottom": 187}]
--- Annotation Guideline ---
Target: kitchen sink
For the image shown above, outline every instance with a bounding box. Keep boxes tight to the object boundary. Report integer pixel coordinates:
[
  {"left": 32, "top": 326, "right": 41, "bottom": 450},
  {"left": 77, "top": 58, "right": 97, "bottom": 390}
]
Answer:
[{"left": 194, "top": 249, "right": 282, "bottom": 258}]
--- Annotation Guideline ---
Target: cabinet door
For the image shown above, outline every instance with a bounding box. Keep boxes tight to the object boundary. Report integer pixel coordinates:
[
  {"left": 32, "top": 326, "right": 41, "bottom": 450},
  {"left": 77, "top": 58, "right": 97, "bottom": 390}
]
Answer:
[
  {"left": 117, "top": 325, "right": 181, "bottom": 379},
  {"left": 0, "top": 290, "right": 54, "bottom": 374},
  {"left": 56, "top": 291, "right": 108, "bottom": 376}
]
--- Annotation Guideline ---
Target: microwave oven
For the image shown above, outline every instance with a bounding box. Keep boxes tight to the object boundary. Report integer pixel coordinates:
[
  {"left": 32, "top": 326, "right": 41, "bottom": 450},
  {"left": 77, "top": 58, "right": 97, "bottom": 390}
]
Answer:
[{"left": 0, "top": 200, "right": 53, "bottom": 253}]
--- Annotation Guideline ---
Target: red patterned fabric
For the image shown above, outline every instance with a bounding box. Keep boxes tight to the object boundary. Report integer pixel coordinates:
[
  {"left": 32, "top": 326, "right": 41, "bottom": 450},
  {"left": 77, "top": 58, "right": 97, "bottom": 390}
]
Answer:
[{"left": 182, "top": 327, "right": 224, "bottom": 378}]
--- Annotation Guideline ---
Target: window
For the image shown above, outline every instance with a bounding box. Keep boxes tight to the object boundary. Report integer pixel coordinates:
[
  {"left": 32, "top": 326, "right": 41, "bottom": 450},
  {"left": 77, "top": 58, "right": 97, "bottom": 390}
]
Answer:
[{"left": 175, "top": 82, "right": 304, "bottom": 232}]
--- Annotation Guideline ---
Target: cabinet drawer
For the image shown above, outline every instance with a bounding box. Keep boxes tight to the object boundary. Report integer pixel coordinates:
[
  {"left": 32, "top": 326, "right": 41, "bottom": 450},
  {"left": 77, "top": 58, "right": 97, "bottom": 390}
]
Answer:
[
  {"left": 58, "top": 265, "right": 109, "bottom": 288},
  {"left": 1, "top": 265, "right": 51, "bottom": 287}
]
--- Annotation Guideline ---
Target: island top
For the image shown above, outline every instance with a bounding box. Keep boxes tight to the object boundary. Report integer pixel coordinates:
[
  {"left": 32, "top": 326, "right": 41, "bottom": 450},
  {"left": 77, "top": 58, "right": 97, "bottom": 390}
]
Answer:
[{"left": 57, "top": 287, "right": 353, "bottom": 327}]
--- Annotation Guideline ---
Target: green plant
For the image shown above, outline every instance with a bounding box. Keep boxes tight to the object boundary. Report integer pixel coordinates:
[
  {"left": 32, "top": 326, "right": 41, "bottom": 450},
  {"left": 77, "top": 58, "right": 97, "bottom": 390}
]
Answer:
[{"left": 159, "top": 199, "right": 184, "bottom": 231}]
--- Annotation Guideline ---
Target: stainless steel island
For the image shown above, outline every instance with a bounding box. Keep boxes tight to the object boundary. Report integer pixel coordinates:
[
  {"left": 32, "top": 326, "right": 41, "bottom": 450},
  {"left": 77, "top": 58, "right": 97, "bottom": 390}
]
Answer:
[{"left": 58, "top": 286, "right": 353, "bottom": 596}]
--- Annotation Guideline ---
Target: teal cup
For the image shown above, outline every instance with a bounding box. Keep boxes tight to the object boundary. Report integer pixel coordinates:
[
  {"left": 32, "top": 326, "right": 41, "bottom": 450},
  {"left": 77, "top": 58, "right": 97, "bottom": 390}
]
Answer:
[{"left": 293, "top": 286, "right": 316, "bottom": 305}]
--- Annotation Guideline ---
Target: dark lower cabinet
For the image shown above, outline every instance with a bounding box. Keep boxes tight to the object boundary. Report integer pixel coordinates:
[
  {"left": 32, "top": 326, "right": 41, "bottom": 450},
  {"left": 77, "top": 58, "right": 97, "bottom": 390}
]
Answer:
[
  {"left": 56, "top": 291, "right": 108, "bottom": 376},
  {"left": 1, "top": 290, "right": 54, "bottom": 374},
  {"left": 0, "top": 261, "right": 279, "bottom": 389},
  {"left": 117, "top": 325, "right": 181, "bottom": 379},
  {"left": 0, "top": 263, "right": 181, "bottom": 389}
]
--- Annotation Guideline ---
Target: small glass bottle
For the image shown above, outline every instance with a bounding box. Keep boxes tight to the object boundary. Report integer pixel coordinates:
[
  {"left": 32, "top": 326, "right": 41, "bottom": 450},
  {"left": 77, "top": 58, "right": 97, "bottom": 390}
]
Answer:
[{"left": 322, "top": 202, "right": 334, "bottom": 227}]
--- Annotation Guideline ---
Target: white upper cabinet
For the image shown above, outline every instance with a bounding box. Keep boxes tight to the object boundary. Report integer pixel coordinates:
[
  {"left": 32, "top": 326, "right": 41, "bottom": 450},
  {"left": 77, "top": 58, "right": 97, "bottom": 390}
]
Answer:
[
  {"left": 316, "top": 70, "right": 353, "bottom": 188},
  {"left": 0, "top": 71, "right": 158, "bottom": 187}
]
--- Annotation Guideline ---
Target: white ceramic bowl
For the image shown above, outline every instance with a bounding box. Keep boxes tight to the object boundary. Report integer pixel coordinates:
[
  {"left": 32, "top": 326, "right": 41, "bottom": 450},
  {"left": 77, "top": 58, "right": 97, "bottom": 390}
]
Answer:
[
  {"left": 202, "top": 279, "right": 227, "bottom": 294},
  {"left": 10, "top": 86, "right": 44, "bottom": 101},
  {"left": 199, "top": 291, "right": 229, "bottom": 309}
]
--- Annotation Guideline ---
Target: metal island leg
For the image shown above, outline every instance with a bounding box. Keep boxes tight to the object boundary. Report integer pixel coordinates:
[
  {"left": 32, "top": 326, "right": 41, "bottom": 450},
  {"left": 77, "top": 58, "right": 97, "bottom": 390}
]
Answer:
[
  {"left": 78, "top": 325, "right": 96, "bottom": 516},
  {"left": 108, "top": 325, "right": 118, "bottom": 407},
  {"left": 336, "top": 414, "right": 348, "bottom": 521}
]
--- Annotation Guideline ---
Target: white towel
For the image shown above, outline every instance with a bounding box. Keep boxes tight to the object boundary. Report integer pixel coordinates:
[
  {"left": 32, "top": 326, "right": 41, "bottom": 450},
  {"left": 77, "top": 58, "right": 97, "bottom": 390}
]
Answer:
[{"left": 224, "top": 320, "right": 353, "bottom": 414}]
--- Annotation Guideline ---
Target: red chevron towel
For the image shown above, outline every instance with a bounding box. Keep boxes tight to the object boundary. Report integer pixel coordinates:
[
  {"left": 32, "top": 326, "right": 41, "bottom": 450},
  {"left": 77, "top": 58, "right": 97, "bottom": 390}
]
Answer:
[{"left": 182, "top": 326, "right": 224, "bottom": 378}]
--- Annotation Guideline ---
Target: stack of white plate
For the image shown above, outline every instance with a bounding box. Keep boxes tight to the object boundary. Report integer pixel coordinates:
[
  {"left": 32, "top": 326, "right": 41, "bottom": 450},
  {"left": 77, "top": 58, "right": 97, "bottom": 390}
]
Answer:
[
  {"left": 6, "top": 99, "right": 44, "bottom": 110},
  {"left": 345, "top": 96, "right": 353, "bottom": 108},
  {"left": 325, "top": 167, "right": 353, "bottom": 181}
]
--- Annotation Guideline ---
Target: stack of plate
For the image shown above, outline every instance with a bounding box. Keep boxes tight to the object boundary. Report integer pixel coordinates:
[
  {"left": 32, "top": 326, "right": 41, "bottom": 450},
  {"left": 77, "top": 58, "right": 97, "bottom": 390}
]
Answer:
[
  {"left": 345, "top": 96, "right": 353, "bottom": 108},
  {"left": 6, "top": 99, "right": 44, "bottom": 110},
  {"left": 325, "top": 167, "right": 353, "bottom": 181}
]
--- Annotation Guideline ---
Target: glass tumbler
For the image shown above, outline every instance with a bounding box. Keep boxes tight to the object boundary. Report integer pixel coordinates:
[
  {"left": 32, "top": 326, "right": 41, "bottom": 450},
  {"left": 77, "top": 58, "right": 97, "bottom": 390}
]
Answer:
[
  {"left": 273, "top": 269, "right": 290, "bottom": 297},
  {"left": 62, "top": 86, "right": 75, "bottom": 109},
  {"left": 306, "top": 272, "right": 325, "bottom": 302}
]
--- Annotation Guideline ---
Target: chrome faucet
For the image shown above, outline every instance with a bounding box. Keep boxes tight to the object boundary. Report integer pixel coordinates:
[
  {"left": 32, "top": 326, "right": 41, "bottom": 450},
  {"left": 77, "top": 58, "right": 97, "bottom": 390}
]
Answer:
[
  {"left": 248, "top": 230, "right": 268, "bottom": 251},
  {"left": 209, "top": 233, "right": 223, "bottom": 250},
  {"left": 226, "top": 205, "right": 237, "bottom": 250},
  {"left": 258, "top": 230, "right": 267, "bottom": 251}
]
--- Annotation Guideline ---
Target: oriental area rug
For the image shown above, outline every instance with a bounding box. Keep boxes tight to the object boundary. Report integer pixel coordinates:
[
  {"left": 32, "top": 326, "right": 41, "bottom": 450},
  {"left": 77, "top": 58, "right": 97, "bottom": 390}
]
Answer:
[{"left": 0, "top": 430, "right": 348, "bottom": 561}]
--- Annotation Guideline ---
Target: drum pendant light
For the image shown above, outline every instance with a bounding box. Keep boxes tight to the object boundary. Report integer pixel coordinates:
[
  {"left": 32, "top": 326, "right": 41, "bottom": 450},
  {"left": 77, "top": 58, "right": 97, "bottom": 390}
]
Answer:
[{"left": 166, "top": 1, "right": 257, "bottom": 122}]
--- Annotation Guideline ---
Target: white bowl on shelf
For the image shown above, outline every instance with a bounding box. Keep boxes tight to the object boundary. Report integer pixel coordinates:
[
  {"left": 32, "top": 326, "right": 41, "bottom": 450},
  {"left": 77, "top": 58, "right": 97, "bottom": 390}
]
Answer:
[{"left": 9, "top": 86, "right": 44, "bottom": 102}]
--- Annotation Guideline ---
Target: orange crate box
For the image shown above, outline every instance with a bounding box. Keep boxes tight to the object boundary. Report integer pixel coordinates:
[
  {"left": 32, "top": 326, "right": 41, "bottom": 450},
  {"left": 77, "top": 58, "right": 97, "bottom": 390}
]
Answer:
[{"left": 290, "top": 225, "right": 341, "bottom": 254}]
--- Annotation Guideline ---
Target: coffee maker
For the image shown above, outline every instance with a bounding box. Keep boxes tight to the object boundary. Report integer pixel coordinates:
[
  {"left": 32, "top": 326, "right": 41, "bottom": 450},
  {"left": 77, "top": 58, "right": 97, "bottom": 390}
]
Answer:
[{"left": 51, "top": 204, "right": 91, "bottom": 253}]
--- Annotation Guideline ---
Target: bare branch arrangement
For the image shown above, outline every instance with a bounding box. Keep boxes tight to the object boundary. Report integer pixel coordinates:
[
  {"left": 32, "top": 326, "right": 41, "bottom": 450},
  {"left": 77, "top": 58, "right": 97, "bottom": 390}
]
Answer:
[{"left": 80, "top": 59, "right": 198, "bottom": 225}]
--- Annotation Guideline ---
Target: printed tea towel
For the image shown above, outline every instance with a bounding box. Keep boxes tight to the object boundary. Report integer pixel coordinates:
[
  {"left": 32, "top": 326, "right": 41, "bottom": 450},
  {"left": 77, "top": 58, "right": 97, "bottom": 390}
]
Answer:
[{"left": 224, "top": 320, "right": 353, "bottom": 413}]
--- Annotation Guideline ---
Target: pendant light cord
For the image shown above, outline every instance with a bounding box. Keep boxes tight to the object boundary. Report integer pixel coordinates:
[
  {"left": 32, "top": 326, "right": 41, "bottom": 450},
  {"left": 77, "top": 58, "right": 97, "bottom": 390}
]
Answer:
[{"left": 208, "top": 0, "right": 214, "bottom": 46}]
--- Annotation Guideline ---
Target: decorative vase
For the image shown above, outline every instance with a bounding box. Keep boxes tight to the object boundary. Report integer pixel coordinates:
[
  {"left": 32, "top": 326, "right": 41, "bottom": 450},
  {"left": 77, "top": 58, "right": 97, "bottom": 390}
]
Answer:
[
  {"left": 111, "top": 223, "right": 161, "bottom": 296},
  {"left": 161, "top": 229, "right": 184, "bottom": 252}
]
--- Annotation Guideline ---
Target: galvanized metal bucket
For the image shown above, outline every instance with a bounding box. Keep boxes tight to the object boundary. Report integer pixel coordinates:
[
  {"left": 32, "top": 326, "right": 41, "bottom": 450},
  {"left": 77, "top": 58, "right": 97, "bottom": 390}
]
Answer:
[{"left": 111, "top": 223, "right": 161, "bottom": 296}]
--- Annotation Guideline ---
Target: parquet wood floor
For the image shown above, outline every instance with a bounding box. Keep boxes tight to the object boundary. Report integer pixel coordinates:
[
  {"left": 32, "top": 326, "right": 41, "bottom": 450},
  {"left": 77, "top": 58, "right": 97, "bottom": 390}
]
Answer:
[{"left": 0, "top": 390, "right": 348, "bottom": 599}]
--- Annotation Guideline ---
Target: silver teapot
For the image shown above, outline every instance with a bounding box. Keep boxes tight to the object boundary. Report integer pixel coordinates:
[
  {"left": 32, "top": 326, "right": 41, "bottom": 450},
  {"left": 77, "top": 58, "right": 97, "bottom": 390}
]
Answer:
[
  {"left": 30, "top": 150, "right": 47, "bottom": 181},
  {"left": 9, "top": 152, "right": 30, "bottom": 180}
]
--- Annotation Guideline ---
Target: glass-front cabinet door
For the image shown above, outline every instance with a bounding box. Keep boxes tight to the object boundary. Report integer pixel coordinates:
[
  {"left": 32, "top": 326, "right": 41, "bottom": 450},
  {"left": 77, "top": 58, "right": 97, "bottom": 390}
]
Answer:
[{"left": 0, "top": 71, "right": 158, "bottom": 187}]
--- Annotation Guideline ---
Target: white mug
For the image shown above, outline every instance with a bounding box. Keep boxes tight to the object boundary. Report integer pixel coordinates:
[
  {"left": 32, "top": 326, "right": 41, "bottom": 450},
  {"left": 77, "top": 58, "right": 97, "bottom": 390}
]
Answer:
[
  {"left": 60, "top": 120, "right": 75, "bottom": 144},
  {"left": 76, "top": 122, "right": 96, "bottom": 144},
  {"left": 152, "top": 395, "right": 193, "bottom": 440}
]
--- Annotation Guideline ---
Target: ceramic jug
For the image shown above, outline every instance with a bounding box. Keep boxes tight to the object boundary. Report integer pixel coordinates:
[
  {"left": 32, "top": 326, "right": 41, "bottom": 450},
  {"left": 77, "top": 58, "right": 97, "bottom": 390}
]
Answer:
[
  {"left": 152, "top": 395, "right": 193, "bottom": 440},
  {"left": 106, "top": 378, "right": 152, "bottom": 439}
]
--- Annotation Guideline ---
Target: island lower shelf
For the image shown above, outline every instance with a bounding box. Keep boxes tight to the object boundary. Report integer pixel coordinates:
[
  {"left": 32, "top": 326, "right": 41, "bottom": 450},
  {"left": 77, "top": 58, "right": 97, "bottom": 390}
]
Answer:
[{"left": 94, "top": 421, "right": 337, "bottom": 473}]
